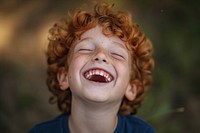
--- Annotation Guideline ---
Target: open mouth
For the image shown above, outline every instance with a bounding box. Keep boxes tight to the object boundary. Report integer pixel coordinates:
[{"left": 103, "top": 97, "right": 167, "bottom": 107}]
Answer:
[{"left": 84, "top": 68, "right": 114, "bottom": 83}]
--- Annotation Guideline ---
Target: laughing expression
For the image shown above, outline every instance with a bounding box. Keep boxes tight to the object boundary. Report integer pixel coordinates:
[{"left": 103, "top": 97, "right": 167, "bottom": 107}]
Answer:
[
  {"left": 84, "top": 68, "right": 114, "bottom": 83},
  {"left": 67, "top": 25, "right": 132, "bottom": 103}
]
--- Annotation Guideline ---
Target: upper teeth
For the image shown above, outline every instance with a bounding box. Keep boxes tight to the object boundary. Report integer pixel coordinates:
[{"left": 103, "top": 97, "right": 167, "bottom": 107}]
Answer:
[{"left": 84, "top": 69, "right": 112, "bottom": 82}]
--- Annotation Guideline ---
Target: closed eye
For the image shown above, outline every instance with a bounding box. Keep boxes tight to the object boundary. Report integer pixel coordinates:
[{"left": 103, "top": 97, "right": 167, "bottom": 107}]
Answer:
[
  {"left": 78, "top": 48, "right": 93, "bottom": 53},
  {"left": 79, "top": 49, "right": 92, "bottom": 51},
  {"left": 111, "top": 53, "right": 125, "bottom": 60}
]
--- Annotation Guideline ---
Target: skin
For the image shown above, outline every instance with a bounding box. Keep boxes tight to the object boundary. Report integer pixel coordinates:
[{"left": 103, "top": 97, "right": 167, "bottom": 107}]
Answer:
[{"left": 58, "top": 25, "right": 137, "bottom": 133}]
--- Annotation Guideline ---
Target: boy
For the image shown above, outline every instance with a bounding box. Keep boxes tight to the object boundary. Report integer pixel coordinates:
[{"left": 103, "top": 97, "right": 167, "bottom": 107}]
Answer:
[{"left": 29, "top": 2, "right": 155, "bottom": 133}]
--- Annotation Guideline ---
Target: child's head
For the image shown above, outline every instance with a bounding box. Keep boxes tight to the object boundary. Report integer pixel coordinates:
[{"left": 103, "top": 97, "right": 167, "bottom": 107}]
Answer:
[{"left": 46, "top": 2, "right": 154, "bottom": 115}]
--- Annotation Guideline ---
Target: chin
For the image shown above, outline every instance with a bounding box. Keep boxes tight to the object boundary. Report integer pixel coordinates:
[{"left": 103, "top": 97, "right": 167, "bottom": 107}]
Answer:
[{"left": 83, "top": 90, "right": 111, "bottom": 103}]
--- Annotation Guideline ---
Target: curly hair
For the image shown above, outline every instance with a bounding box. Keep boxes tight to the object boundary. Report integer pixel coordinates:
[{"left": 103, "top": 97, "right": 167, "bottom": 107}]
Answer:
[{"left": 46, "top": 2, "right": 154, "bottom": 115}]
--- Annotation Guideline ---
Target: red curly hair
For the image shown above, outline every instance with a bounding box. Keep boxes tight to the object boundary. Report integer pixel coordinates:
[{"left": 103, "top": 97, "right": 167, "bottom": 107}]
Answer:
[{"left": 46, "top": 2, "right": 154, "bottom": 115}]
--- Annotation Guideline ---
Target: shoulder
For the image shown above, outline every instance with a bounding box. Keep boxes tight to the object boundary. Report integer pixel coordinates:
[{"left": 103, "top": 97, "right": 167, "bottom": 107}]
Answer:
[
  {"left": 115, "top": 114, "right": 155, "bottom": 133},
  {"left": 28, "top": 113, "right": 69, "bottom": 133}
]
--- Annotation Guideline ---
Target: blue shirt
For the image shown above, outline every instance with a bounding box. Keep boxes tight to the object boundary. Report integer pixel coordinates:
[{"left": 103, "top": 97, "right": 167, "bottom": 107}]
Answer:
[{"left": 29, "top": 113, "right": 155, "bottom": 133}]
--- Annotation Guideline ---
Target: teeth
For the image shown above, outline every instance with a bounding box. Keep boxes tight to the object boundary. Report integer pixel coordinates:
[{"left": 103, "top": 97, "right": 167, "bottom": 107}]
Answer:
[
  {"left": 89, "top": 71, "right": 92, "bottom": 76},
  {"left": 92, "top": 70, "right": 95, "bottom": 75},
  {"left": 100, "top": 71, "right": 104, "bottom": 76},
  {"left": 105, "top": 74, "right": 109, "bottom": 79},
  {"left": 86, "top": 74, "right": 90, "bottom": 78},
  {"left": 96, "top": 70, "right": 100, "bottom": 75},
  {"left": 84, "top": 69, "right": 113, "bottom": 82}
]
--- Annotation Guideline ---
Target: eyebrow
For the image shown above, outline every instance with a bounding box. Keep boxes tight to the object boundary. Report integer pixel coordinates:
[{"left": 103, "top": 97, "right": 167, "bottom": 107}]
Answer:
[
  {"left": 76, "top": 37, "right": 93, "bottom": 45},
  {"left": 76, "top": 37, "right": 126, "bottom": 50},
  {"left": 112, "top": 41, "right": 126, "bottom": 50}
]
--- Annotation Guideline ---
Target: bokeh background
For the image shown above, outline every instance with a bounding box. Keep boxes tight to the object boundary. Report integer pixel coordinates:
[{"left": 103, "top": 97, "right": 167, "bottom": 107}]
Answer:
[{"left": 0, "top": 0, "right": 199, "bottom": 132}]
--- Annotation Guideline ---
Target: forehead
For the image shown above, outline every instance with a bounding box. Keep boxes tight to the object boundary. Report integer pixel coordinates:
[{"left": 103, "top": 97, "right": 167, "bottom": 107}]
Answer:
[{"left": 79, "top": 25, "right": 126, "bottom": 48}]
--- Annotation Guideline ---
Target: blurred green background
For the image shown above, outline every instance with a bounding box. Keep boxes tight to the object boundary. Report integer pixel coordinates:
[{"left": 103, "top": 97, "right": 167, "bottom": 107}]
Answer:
[{"left": 0, "top": 0, "right": 199, "bottom": 132}]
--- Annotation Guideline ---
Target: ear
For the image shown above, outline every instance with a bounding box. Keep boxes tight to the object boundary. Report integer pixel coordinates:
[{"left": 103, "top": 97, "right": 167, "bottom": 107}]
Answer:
[
  {"left": 57, "top": 68, "right": 69, "bottom": 91},
  {"left": 125, "top": 83, "right": 137, "bottom": 101}
]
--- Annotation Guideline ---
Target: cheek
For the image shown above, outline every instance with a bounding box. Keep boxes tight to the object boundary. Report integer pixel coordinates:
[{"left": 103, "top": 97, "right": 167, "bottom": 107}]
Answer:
[
  {"left": 116, "top": 62, "right": 131, "bottom": 79},
  {"left": 69, "top": 55, "right": 88, "bottom": 74},
  {"left": 67, "top": 56, "right": 84, "bottom": 88}
]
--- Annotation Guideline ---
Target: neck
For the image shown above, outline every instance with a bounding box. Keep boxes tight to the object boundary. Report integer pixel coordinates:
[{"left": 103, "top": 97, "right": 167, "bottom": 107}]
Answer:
[{"left": 69, "top": 96, "right": 120, "bottom": 133}]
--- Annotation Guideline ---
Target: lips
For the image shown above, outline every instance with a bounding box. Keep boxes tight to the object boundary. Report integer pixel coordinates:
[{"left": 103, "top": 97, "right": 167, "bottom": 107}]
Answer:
[{"left": 83, "top": 68, "right": 114, "bottom": 83}]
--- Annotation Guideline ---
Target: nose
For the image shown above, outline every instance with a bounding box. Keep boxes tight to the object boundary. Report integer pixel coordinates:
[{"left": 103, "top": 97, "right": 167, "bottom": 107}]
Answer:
[{"left": 92, "top": 48, "right": 109, "bottom": 64}]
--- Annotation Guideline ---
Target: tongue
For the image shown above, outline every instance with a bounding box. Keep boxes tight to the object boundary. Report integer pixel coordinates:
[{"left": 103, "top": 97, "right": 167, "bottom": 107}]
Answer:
[{"left": 90, "top": 75, "right": 107, "bottom": 82}]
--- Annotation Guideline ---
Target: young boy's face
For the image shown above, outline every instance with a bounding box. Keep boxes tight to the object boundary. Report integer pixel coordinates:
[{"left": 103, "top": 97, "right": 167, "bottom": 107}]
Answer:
[{"left": 60, "top": 25, "right": 137, "bottom": 104}]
